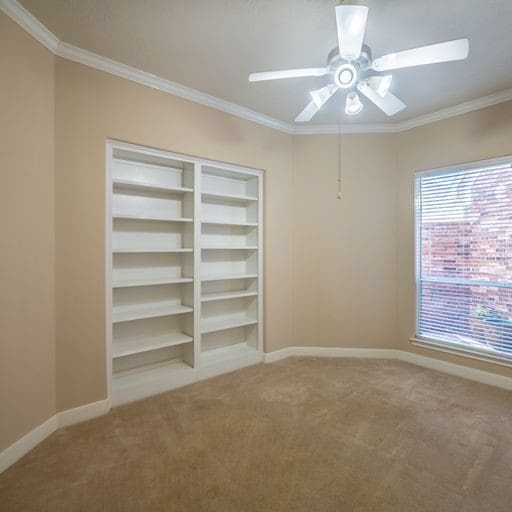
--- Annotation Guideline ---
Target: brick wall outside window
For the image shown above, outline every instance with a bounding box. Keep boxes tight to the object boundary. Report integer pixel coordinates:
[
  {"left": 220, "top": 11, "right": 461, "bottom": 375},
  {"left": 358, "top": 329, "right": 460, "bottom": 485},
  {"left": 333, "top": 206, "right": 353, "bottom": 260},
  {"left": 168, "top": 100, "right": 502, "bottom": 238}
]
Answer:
[{"left": 418, "top": 167, "right": 512, "bottom": 354}]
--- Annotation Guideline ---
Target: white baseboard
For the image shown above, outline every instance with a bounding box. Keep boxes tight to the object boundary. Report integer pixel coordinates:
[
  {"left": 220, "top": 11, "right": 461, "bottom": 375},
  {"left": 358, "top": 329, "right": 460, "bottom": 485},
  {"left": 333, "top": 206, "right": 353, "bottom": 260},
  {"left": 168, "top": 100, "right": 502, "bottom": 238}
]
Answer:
[
  {"left": 0, "top": 416, "right": 58, "bottom": 473},
  {"left": 0, "top": 398, "right": 109, "bottom": 474},
  {"left": 263, "top": 347, "right": 396, "bottom": 363},
  {"left": 395, "top": 350, "right": 512, "bottom": 391},
  {"left": 263, "top": 346, "right": 397, "bottom": 363},
  {"left": 56, "top": 399, "right": 110, "bottom": 428},
  {"left": 198, "top": 352, "right": 263, "bottom": 381},
  {"left": 263, "top": 346, "right": 512, "bottom": 391},
  {"left": 111, "top": 369, "right": 197, "bottom": 408},
  {"left": 263, "top": 347, "right": 295, "bottom": 363},
  {"left": 3, "top": 346, "right": 512, "bottom": 474}
]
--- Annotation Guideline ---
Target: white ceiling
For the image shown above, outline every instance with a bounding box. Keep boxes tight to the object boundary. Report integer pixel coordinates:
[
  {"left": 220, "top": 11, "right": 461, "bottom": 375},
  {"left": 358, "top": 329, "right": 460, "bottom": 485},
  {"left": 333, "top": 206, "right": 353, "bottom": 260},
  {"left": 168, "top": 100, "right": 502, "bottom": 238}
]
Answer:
[{"left": 18, "top": 0, "right": 512, "bottom": 126}]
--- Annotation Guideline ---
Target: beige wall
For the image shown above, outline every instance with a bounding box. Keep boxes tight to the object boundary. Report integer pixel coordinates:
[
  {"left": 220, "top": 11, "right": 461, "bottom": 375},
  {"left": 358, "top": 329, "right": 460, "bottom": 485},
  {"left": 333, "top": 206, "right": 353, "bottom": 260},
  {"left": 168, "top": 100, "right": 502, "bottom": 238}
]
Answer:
[
  {"left": 396, "top": 101, "right": 512, "bottom": 378},
  {"left": 54, "top": 58, "right": 294, "bottom": 411},
  {"left": 0, "top": 13, "right": 56, "bottom": 451},
  {"left": 293, "top": 134, "right": 398, "bottom": 349},
  {"left": 3, "top": 9, "right": 512, "bottom": 452}
]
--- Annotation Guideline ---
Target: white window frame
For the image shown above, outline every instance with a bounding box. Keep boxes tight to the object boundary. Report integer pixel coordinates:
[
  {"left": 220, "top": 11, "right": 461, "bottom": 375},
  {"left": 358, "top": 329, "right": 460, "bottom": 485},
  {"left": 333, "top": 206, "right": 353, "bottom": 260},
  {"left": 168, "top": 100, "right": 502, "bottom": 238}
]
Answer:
[{"left": 412, "top": 155, "right": 512, "bottom": 367}]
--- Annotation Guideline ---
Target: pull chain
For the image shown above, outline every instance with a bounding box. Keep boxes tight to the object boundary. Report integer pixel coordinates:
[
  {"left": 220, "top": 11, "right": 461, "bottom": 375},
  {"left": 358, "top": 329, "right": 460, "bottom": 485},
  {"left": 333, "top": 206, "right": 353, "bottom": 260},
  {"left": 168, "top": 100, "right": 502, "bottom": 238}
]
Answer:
[{"left": 337, "top": 123, "right": 342, "bottom": 199}]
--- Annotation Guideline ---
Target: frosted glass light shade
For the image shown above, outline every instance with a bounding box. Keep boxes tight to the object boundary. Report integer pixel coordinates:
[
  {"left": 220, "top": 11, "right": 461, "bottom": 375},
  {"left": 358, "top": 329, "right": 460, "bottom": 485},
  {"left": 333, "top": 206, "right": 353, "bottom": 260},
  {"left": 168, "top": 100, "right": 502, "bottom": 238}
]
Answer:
[
  {"left": 345, "top": 92, "right": 363, "bottom": 115},
  {"left": 310, "top": 84, "right": 337, "bottom": 108},
  {"left": 367, "top": 75, "right": 393, "bottom": 97}
]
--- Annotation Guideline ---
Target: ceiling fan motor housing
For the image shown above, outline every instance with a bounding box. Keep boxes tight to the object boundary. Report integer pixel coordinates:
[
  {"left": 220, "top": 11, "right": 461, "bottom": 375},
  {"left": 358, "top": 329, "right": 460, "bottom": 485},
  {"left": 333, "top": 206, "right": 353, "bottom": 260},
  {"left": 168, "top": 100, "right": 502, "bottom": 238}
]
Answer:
[
  {"left": 248, "top": 2, "right": 469, "bottom": 123},
  {"left": 328, "top": 44, "right": 372, "bottom": 90}
]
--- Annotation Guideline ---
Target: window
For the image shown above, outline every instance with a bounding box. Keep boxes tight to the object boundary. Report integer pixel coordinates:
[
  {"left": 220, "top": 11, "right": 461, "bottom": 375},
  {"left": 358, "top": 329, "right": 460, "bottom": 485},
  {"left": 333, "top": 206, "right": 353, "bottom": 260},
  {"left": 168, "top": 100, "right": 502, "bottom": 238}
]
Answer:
[{"left": 415, "top": 157, "right": 512, "bottom": 360}]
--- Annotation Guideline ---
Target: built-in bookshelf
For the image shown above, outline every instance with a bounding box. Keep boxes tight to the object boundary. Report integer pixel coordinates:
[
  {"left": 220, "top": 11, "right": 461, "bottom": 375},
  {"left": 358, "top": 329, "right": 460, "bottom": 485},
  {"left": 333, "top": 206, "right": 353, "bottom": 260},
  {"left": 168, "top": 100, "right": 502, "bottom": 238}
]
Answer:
[{"left": 107, "top": 141, "right": 263, "bottom": 405}]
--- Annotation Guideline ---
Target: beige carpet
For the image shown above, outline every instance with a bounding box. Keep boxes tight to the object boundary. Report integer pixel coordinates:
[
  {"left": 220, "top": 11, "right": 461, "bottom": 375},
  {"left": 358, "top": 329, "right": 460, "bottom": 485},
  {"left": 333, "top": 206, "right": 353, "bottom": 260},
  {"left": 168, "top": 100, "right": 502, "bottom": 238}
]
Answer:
[{"left": 1, "top": 357, "right": 512, "bottom": 511}]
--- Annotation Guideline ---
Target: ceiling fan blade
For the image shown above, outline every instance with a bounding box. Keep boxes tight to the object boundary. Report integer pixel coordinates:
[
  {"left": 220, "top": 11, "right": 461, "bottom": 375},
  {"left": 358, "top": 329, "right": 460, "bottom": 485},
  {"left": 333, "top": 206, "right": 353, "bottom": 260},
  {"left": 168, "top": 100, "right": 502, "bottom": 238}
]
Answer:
[
  {"left": 357, "top": 81, "right": 406, "bottom": 116},
  {"left": 335, "top": 5, "right": 368, "bottom": 61},
  {"left": 295, "top": 101, "right": 320, "bottom": 123},
  {"left": 372, "top": 38, "right": 469, "bottom": 72},
  {"left": 249, "top": 68, "right": 328, "bottom": 82}
]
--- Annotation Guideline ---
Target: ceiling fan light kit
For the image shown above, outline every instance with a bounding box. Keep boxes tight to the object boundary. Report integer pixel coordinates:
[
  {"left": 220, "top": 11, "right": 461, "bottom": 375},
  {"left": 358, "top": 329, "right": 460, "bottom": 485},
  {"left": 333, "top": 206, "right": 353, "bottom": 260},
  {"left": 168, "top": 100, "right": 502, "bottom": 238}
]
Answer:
[
  {"left": 310, "top": 84, "right": 338, "bottom": 108},
  {"left": 334, "top": 62, "right": 358, "bottom": 89},
  {"left": 345, "top": 92, "right": 363, "bottom": 115},
  {"left": 248, "top": 4, "right": 469, "bottom": 123},
  {"left": 367, "top": 75, "right": 393, "bottom": 97}
]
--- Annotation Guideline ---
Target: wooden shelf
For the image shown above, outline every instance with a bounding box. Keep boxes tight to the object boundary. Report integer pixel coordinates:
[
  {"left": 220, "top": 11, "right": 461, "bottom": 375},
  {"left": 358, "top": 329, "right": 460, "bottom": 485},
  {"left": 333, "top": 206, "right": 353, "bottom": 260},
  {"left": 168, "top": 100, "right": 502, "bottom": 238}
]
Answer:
[
  {"left": 112, "top": 276, "right": 193, "bottom": 288},
  {"left": 113, "top": 213, "right": 193, "bottom": 223},
  {"left": 200, "top": 342, "right": 258, "bottom": 365},
  {"left": 201, "top": 315, "right": 258, "bottom": 334},
  {"left": 113, "top": 332, "right": 193, "bottom": 358},
  {"left": 113, "top": 178, "right": 193, "bottom": 195},
  {"left": 112, "top": 302, "right": 193, "bottom": 323},
  {"left": 201, "top": 273, "right": 258, "bottom": 282},
  {"left": 202, "top": 191, "right": 257, "bottom": 204},
  {"left": 113, "top": 248, "right": 193, "bottom": 254},
  {"left": 111, "top": 359, "right": 197, "bottom": 406},
  {"left": 201, "top": 290, "right": 258, "bottom": 303},
  {"left": 201, "top": 219, "right": 257, "bottom": 227},
  {"left": 201, "top": 246, "right": 257, "bottom": 250},
  {"left": 112, "top": 358, "right": 194, "bottom": 384},
  {"left": 108, "top": 142, "right": 263, "bottom": 405}
]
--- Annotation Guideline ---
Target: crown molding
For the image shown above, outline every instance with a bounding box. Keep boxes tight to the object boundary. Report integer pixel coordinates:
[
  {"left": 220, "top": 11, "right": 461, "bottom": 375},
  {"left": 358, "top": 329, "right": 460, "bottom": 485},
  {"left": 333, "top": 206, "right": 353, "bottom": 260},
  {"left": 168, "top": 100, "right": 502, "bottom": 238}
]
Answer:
[
  {"left": 0, "top": 0, "right": 58, "bottom": 52},
  {"left": 292, "top": 123, "right": 397, "bottom": 134},
  {"left": 394, "top": 88, "right": 512, "bottom": 132},
  {"left": 3, "top": 0, "right": 512, "bottom": 136},
  {"left": 292, "top": 88, "right": 512, "bottom": 135},
  {"left": 55, "top": 41, "right": 292, "bottom": 134}
]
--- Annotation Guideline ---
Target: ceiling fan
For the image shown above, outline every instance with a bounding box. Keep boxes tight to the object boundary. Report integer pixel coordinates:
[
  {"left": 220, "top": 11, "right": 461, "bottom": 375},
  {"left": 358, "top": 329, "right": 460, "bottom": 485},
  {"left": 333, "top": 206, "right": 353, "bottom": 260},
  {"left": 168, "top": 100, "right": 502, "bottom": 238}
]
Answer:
[{"left": 248, "top": 3, "right": 469, "bottom": 122}]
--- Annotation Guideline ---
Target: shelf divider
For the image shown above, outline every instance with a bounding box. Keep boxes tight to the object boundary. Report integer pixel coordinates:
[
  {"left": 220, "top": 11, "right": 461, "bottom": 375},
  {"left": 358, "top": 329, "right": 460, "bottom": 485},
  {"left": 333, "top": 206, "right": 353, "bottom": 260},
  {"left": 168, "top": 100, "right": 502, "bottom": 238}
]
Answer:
[
  {"left": 202, "top": 191, "right": 257, "bottom": 203},
  {"left": 112, "top": 303, "right": 193, "bottom": 323},
  {"left": 113, "top": 248, "right": 193, "bottom": 254},
  {"left": 201, "top": 273, "right": 258, "bottom": 282},
  {"left": 113, "top": 213, "right": 193, "bottom": 223},
  {"left": 201, "top": 316, "right": 258, "bottom": 334},
  {"left": 108, "top": 141, "right": 263, "bottom": 406},
  {"left": 113, "top": 178, "right": 193, "bottom": 195},
  {"left": 112, "top": 276, "right": 193, "bottom": 288},
  {"left": 113, "top": 332, "right": 193, "bottom": 358},
  {"left": 201, "top": 219, "right": 257, "bottom": 227},
  {"left": 201, "top": 290, "right": 258, "bottom": 303}
]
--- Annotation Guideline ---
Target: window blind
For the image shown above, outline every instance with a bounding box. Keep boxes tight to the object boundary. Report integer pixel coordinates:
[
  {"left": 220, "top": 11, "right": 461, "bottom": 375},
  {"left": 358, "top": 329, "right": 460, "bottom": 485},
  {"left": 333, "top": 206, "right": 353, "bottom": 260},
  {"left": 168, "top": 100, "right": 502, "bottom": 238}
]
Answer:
[{"left": 415, "top": 160, "right": 512, "bottom": 358}]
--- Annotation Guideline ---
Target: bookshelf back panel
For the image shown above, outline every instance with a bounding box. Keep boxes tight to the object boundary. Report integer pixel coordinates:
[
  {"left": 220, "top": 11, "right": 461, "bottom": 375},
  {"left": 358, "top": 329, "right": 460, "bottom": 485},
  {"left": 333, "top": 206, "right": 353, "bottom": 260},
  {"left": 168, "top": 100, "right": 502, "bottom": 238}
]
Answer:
[
  {"left": 201, "top": 249, "right": 257, "bottom": 276},
  {"left": 202, "top": 199, "right": 257, "bottom": 224},
  {"left": 113, "top": 315, "right": 193, "bottom": 344},
  {"left": 202, "top": 167, "right": 258, "bottom": 197},
  {"left": 113, "top": 149, "right": 194, "bottom": 188},
  {"left": 245, "top": 324, "right": 258, "bottom": 350},
  {"left": 113, "top": 219, "right": 193, "bottom": 251},
  {"left": 112, "top": 160, "right": 184, "bottom": 188},
  {"left": 201, "top": 327, "right": 247, "bottom": 352},
  {"left": 113, "top": 253, "right": 193, "bottom": 280},
  {"left": 201, "top": 296, "right": 257, "bottom": 321},
  {"left": 201, "top": 278, "right": 257, "bottom": 296},
  {"left": 202, "top": 175, "right": 245, "bottom": 197},
  {"left": 113, "top": 283, "right": 193, "bottom": 308},
  {"left": 201, "top": 224, "right": 257, "bottom": 247},
  {"left": 113, "top": 189, "right": 192, "bottom": 219},
  {"left": 113, "top": 344, "right": 188, "bottom": 373}
]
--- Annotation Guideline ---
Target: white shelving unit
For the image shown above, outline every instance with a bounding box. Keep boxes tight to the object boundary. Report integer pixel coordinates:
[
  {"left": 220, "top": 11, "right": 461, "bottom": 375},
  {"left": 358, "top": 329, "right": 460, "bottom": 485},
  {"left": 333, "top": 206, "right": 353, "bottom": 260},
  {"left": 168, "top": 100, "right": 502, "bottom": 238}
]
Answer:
[{"left": 107, "top": 141, "right": 263, "bottom": 405}]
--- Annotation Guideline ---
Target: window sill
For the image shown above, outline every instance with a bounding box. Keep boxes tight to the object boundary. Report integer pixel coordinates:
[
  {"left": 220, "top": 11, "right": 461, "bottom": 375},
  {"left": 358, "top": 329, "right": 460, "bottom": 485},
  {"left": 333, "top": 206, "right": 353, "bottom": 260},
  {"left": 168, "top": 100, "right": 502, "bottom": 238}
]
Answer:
[{"left": 410, "top": 336, "right": 512, "bottom": 368}]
